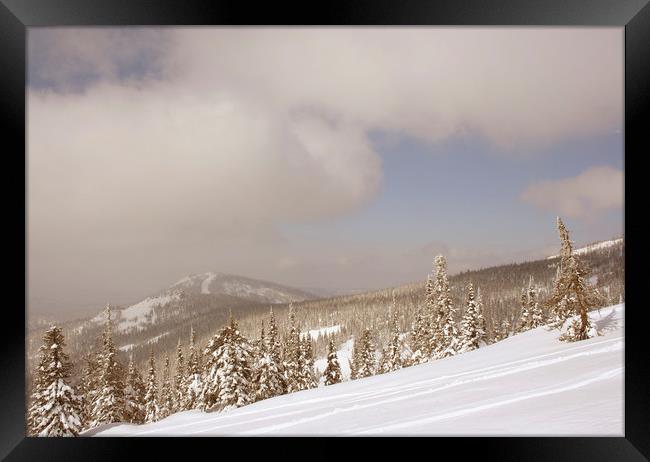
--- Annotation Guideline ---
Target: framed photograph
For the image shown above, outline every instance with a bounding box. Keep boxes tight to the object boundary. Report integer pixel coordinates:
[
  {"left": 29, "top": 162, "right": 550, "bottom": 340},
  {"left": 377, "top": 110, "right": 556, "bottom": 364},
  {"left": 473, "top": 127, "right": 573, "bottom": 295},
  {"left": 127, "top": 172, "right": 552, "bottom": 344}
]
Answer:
[{"left": 2, "top": 0, "right": 648, "bottom": 459}]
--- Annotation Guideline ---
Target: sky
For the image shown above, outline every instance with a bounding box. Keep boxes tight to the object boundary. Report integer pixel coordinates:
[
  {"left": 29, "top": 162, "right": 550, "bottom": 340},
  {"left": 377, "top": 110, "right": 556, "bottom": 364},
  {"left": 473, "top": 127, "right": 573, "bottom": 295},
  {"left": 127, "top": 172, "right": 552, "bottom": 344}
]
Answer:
[{"left": 27, "top": 27, "right": 624, "bottom": 314}]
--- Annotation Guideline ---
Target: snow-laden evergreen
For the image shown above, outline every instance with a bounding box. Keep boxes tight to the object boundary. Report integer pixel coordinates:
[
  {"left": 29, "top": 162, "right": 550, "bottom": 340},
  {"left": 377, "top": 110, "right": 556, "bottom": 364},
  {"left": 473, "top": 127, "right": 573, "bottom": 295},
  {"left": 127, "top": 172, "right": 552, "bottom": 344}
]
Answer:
[
  {"left": 144, "top": 349, "right": 160, "bottom": 423},
  {"left": 283, "top": 304, "right": 303, "bottom": 393},
  {"left": 78, "top": 352, "right": 100, "bottom": 427},
  {"left": 90, "top": 305, "right": 125, "bottom": 427},
  {"left": 355, "top": 329, "right": 376, "bottom": 379},
  {"left": 251, "top": 322, "right": 285, "bottom": 401},
  {"left": 27, "top": 325, "right": 83, "bottom": 437},
  {"left": 124, "top": 357, "right": 146, "bottom": 424},
  {"left": 323, "top": 339, "right": 342, "bottom": 385},
  {"left": 184, "top": 326, "right": 202, "bottom": 410},
  {"left": 200, "top": 317, "right": 254, "bottom": 411},
  {"left": 159, "top": 354, "right": 174, "bottom": 419},
  {"left": 297, "top": 334, "right": 318, "bottom": 390},
  {"left": 546, "top": 217, "right": 604, "bottom": 342},
  {"left": 173, "top": 339, "right": 186, "bottom": 412},
  {"left": 380, "top": 309, "right": 403, "bottom": 373},
  {"left": 459, "top": 282, "right": 486, "bottom": 352},
  {"left": 433, "top": 255, "right": 460, "bottom": 358}
]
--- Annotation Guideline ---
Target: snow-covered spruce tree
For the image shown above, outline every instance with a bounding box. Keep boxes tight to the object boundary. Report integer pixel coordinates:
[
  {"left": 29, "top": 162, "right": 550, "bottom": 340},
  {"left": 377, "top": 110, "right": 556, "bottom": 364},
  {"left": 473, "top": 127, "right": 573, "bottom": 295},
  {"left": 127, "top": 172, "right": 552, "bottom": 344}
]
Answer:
[
  {"left": 433, "top": 256, "right": 460, "bottom": 357},
  {"left": 475, "top": 288, "right": 488, "bottom": 344},
  {"left": 381, "top": 310, "right": 403, "bottom": 373},
  {"left": 184, "top": 326, "right": 202, "bottom": 410},
  {"left": 173, "top": 339, "right": 186, "bottom": 412},
  {"left": 459, "top": 282, "right": 486, "bottom": 353},
  {"left": 283, "top": 304, "right": 303, "bottom": 393},
  {"left": 78, "top": 352, "right": 101, "bottom": 427},
  {"left": 526, "top": 278, "right": 545, "bottom": 329},
  {"left": 251, "top": 321, "right": 285, "bottom": 402},
  {"left": 124, "top": 357, "right": 146, "bottom": 424},
  {"left": 201, "top": 317, "right": 254, "bottom": 411},
  {"left": 409, "top": 309, "right": 430, "bottom": 365},
  {"left": 349, "top": 339, "right": 359, "bottom": 381},
  {"left": 90, "top": 304, "right": 126, "bottom": 427},
  {"left": 517, "top": 289, "right": 533, "bottom": 333},
  {"left": 159, "top": 354, "right": 173, "bottom": 419},
  {"left": 144, "top": 349, "right": 160, "bottom": 423},
  {"left": 356, "top": 329, "right": 376, "bottom": 379},
  {"left": 297, "top": 334, "right": 318, "bottom": 390},
  {"left": 266, "top": 308, "right": 287, "bottom": 394},
  {"left": 546, "top": 217, "right": 604, "bottom": 342},
  {"left": 323, "top": 339, "right": 342, "bottom": 385},
  {"left": 27, "top": 325, "right": 83, "bottom": 437}
]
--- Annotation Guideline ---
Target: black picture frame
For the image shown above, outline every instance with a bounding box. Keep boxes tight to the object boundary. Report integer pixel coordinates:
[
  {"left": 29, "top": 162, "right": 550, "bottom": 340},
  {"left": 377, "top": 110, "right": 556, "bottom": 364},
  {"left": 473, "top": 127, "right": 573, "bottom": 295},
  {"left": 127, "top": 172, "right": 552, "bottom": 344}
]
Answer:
[{"left": 2, "top": 0, "right": 648, "bottom": 460}]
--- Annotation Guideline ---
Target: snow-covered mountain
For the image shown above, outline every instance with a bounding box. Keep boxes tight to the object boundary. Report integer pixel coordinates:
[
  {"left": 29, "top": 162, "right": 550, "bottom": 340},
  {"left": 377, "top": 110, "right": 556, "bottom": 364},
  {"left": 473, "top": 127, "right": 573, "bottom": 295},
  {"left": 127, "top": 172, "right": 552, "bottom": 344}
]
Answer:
[
  {"left": 547, "top": 237, "right": 623, "bottom": 259},
  {"left": 89, "top": 304, "right": 623, "bottom": 436},
  {"left": 81, "top": 272, "right": 315, "bottom": 334},
  {"left": 169, "top": 272, "right": 315, "bottom": 304}
]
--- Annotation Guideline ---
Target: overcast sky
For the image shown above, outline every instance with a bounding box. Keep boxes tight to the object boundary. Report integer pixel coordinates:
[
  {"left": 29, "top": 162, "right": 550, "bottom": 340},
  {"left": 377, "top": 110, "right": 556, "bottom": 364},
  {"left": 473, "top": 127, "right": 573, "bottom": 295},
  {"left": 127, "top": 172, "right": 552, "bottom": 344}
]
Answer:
[{"left": 27, "top": 27, "right": 623, "bottom": 314}]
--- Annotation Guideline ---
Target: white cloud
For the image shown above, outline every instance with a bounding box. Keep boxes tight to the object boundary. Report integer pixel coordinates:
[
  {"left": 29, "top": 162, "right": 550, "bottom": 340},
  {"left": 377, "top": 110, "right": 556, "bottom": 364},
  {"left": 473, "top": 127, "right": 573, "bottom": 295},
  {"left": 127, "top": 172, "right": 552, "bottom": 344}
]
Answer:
[
  {"left": 520, "top": 166, "right": 623, "bottom": 218},
  {"left": 27, "top": 28, "right": 623, "bottom": 309}
]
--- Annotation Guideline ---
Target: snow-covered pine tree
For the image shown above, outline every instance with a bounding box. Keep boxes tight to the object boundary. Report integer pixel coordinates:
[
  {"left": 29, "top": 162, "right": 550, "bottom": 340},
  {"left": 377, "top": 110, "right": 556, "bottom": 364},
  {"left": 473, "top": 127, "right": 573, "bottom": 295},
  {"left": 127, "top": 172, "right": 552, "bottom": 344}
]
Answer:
[
  {"left": 297, "top": 334, "right": 318, "bottom": 390},
  {"left": 267, "top": 308, "right": 287, "bottom": 394},
  {"left": 323, "top": 339, "right": 342, "bottom": 385},
  {"left": 381, "top": 310, "right": 402, "bottom": 373},
  {"left": 356, "top": 329, "right": 376, "bottom": 379},
  {"left": 90, "top": 304, "right": 125, "bottom": 427},
  {"left": 283, "top": 304, "right": 302, "bottom": 393},
  {"left": 78, "top": 351, "right": 100, "bottom": 427},
  {"left": 201, "top": 317, "right": 254, "bottom": 411},
  {"left": 173, "top": 339, "right": 186, "bottom": 412},
  {"left": 546, "top": 265, "right": 574, "bottom": 330},
  {"left": 546, "top": 218, "right": 604, "bottom": 342},
  {"left": 124, "top": 357, "right": 146, "bottom": 424},
  {"left": 433, "top": 256, "right": 460, "bottom": 357},
  {"left": 27, "top": 325, "right": 83, "bottom": 437},
  {"left": 527, "top": 277, "right": 545, "bottom": 329},
  {"left": 184, "top": 326, "right": 202, "bottom": 410},
  {"left": 475, "top": 287, "right": 488, "bottom": 344},
  {"left": 158, "top": 354, "right": 173, "bottom": 419},
  {"left": 144, "top": 349, "right": 159, "bottom": 423},
  {"left": 459, "top": 282, "right": 486, "bottom": 353},
  {"left": 409, "top": 308, "right": 429, "bottom": 365},
  {"left": 251, "top": 321, "right": 285, "bottom": 401},
  {"left": 517, "top": 289, "right": 532, "bottom": 333}
]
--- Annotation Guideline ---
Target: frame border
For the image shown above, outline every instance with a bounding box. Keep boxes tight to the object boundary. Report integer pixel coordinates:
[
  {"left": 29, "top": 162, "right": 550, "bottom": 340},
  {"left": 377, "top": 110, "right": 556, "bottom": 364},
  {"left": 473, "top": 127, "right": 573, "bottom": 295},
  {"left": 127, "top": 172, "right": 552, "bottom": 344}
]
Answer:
[{"left": 2, "top": 0, "right": 648, "bottom": 460}]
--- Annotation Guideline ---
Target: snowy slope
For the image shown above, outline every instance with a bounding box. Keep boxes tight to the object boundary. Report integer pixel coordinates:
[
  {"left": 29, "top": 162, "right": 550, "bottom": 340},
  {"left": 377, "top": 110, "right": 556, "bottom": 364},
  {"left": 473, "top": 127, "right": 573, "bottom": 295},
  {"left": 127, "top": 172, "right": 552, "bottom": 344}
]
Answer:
[
  {"left": 547, "top": 238, "right": 623, "bottom": 259},
  {"left": 90, "top": 304, "right": 624, "bottom": 436}
]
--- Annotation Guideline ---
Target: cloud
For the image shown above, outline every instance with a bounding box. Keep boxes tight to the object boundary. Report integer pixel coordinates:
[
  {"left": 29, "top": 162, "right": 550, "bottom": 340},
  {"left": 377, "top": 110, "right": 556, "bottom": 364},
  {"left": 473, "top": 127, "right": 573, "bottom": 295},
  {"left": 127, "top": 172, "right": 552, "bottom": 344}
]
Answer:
[
  {"left": 27, "top": 28, "right": 623, "bottom": 310},
  {"left": 520, "top": 166, "right": 623, "bottom": 218}
]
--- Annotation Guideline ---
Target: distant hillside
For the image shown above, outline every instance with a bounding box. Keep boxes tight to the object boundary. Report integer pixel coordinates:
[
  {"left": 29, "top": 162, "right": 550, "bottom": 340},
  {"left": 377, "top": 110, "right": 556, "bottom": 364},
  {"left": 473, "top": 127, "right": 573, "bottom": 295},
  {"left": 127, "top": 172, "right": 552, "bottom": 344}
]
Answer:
[{"left": 26, "top": 272, "right": 317, "bottom": 377}]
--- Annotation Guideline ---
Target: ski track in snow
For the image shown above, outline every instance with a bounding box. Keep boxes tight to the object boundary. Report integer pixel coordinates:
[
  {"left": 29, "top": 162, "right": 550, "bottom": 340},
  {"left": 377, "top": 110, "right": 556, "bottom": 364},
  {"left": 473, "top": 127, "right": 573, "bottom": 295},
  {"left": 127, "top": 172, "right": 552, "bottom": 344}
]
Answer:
[{"left": 91, "top": 304, "right": 624, "bottom": 436}]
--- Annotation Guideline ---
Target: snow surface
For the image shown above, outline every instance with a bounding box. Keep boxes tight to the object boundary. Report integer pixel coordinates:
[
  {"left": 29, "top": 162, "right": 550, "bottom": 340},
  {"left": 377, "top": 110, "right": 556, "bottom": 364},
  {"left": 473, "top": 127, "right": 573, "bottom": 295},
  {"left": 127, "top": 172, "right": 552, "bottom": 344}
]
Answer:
[
  {"left": 90, "top": 304, "right": 624, "bottom": 436},
  {"left": 201, "top": 272, "right": 217, "bottom": 294},
  {"left": 547, "top": 238, "right": 623, "bottom": 259}
]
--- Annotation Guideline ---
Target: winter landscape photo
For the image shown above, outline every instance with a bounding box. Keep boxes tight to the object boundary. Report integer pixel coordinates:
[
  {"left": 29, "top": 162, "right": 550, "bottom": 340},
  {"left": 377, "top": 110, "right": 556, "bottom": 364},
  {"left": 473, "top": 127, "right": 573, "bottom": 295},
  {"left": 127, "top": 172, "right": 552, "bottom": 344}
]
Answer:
[{"left": 26, "top": 27, "right": 624, "bottom": 437}]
